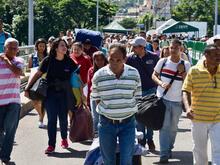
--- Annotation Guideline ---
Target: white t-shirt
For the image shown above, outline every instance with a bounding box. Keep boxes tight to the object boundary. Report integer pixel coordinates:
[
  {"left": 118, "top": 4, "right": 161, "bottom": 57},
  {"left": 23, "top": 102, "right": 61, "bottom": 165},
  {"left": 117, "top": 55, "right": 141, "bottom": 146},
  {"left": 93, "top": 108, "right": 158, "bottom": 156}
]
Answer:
[{"left": 154, "top": 57, "right": 191, "bottom": 102}]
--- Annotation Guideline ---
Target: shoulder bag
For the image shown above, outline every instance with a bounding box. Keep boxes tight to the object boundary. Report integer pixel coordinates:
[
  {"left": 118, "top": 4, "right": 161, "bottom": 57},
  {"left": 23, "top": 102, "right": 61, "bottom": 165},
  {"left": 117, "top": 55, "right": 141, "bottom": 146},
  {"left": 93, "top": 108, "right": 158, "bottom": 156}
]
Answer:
[
  {"left": 29, "top": 58, "right": 51, "bottom": 100},
  {"left": 135, "top": 58, "right": 180, "bottom": 130}
]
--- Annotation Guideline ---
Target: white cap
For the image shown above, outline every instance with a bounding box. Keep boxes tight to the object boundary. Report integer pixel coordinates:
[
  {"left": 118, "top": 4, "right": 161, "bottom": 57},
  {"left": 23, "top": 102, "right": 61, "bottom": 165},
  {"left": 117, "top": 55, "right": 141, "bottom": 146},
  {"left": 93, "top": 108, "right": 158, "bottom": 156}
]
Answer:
[{"left": 130, "top": 37, "right": 146, "bottom": 47}]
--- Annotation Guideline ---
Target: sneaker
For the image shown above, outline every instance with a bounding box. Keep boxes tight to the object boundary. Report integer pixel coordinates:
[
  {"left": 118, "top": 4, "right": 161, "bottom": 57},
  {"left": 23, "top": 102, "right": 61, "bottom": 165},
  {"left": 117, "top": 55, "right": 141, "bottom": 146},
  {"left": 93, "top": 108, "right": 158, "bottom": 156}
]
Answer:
[
  {"left": 61, "top": 139, "right": 68, "bottom": 149},
  {"left": 38, "top": 121, "right": 45, "bottom": 128},
  {"left": 45, "top": 146, "right": 55, "bottom": 154},
  {"left": 147, "top": 140, "right": 156, "bottom": 151},
  {"left": 159, "top": 157, "right": 169, "bottom": 163}
]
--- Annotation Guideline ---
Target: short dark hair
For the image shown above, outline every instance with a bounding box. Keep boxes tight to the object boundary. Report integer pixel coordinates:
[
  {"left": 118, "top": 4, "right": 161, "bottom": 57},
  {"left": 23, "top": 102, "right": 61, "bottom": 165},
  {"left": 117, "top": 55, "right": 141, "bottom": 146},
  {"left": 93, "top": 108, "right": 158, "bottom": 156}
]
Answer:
[
  {"left": 171, "top": 39, "right": 182, "bottom": 46},
  {"left": 204, "top": 44, "right": 218, "bottom": 54},
  {"left": 0, "top": 19, "right": 3, "bottom": 24},
  {"left": 109, "top": 43, "right": 127, "bottom": 59}
]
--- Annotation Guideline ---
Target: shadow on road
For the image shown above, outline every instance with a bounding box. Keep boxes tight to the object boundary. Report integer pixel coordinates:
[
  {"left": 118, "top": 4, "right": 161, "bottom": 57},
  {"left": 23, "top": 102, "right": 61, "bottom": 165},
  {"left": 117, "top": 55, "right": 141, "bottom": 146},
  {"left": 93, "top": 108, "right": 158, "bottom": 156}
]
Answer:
[
  {"left": 177, "top": 128, "right": 191, "bottom": 132},
  {"left": 26, "top": 112, "right": 38, "bottom": 116},
  {"left": 79, "top": 141, "right": 93, "bottom": 146},
  {"left": 47, "top": 148, "right": 88, "bottom": 158},
  {"left": 152, "top": 151, "right": 193, "bottom": 165}
]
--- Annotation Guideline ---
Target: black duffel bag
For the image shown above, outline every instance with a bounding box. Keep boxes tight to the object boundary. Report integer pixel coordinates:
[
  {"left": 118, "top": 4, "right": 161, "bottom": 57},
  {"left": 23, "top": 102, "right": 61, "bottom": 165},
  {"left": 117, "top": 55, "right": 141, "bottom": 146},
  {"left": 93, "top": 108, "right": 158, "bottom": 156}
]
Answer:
[{"left": 135, "top": 94, "right": 166, "bottom": 130}]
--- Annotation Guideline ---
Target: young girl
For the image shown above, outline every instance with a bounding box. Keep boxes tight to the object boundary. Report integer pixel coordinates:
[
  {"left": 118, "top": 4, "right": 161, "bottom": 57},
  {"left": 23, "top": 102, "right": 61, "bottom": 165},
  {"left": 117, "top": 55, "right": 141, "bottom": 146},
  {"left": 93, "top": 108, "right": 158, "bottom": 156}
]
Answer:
[
  {"left": 25, "top": 38, "right": 78, "bottom": 154},
  {"left": 87, "top": 51, "right": 108, "bottom": 135},
  {"left": 28, "top": 38, "right": 47, "bottom": 128}
]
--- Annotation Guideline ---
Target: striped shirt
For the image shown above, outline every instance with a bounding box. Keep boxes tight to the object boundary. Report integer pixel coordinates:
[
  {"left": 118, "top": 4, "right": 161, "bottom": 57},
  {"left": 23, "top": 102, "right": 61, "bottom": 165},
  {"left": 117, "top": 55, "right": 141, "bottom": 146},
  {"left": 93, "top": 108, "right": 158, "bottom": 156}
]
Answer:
[
  {"left": 91, "top": 64, "right": 142, "bottom": 120},
  {"left": 155, "top": 57, "right": 191, "bottom": 102},
  {"left": 0, "top": 56, "right": 24, "bottom": 106},
  {"left": 182, "top": 61, "right": 220, "bottom": 123}
]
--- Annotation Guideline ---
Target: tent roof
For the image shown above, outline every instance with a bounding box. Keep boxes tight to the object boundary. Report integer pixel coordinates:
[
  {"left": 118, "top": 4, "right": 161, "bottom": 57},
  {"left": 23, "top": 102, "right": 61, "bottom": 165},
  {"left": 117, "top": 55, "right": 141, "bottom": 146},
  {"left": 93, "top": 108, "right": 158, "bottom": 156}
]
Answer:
[
  {"left": 162, "top": 21, "right": 199, "bottom": 33},
  {"left": 156, "top": 18, "right": 177, "bottom": 34},
  {"left": 103, "top": 21, "right": 127, "bottom": 33}
]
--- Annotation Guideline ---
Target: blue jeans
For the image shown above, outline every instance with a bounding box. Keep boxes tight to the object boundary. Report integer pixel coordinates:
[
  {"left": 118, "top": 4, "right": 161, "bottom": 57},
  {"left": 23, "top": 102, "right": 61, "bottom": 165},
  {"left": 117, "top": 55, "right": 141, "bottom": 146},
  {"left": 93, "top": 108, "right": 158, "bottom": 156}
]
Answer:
[
  {"left": 159, "top": 99, "right": 182, "bottom": 159},
  {"left": 44, "top": 90, "right": 68, "bottom": 147},
  {"left": 98, "top": 115, "right": 135, "bottom": 165},
  {"left": 0, "top": 103, "right": 21, "bottom": 161},
  {"left": 90, "top": 99, "right": 99, "bottom": 134},
  {"left": 136, "top": 88, "right": 156, "bottom": 146}
]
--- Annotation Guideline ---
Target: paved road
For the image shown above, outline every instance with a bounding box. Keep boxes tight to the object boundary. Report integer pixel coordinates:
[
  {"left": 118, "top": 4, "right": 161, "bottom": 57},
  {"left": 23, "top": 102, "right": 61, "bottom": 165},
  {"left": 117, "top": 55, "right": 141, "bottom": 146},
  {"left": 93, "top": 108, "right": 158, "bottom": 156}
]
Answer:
[{"left": 11, "top": 110, "right": 212, "bottom": 165}]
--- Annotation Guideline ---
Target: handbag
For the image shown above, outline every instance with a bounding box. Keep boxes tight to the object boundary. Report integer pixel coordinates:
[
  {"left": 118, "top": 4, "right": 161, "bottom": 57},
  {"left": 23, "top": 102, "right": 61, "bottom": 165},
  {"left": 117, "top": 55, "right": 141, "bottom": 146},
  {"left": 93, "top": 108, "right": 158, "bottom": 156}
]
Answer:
[
  {"left": 28, "top": 58, "right": 51, "bottom": 100},
  {"left": 29, "top": 78, "right": 48, "bottom": 100},
  {"left": 69, "top": 104, "right": 93, "bottom": 142},
  {"left": 136, "top": 94, "right": 166, "bottom": 130},
  {"left": 135, "top": 58, "right": 180, "bottom": 130}
]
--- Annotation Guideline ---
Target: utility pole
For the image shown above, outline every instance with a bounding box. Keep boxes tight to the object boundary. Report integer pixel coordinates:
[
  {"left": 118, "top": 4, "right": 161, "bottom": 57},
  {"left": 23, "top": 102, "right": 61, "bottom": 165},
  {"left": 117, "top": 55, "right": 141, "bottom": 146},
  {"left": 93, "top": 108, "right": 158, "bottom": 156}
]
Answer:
[
  {"left": 96, "top": 0, "right": 99, "bottom": 31},
  {"left": 28, "top": 0, "right": 34, "bottom": 45},
  {"left": 214, "top": 0, "right": 218, "bottom": 35}
]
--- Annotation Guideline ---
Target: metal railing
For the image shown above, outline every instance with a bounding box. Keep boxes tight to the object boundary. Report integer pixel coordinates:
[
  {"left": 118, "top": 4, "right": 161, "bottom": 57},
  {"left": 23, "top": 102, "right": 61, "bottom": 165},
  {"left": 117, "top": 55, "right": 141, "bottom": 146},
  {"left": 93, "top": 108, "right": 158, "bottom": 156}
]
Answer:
[
  {"left": 18, "top": 45, "right": 34, "bottom": 92},
  {"left": 18, "top": 45, "right": 35, "bottom": 67}
]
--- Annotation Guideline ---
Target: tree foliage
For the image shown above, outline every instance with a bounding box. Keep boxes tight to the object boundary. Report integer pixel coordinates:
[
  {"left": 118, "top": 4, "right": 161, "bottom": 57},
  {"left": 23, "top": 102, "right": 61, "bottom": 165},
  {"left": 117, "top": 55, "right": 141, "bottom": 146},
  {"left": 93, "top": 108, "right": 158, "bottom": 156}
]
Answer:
[
  {"left": 171, "top": 0, "right": 218, "bottom": 35},
  {"left": 138, "top": 13, "right": 153, "bottom": 31},
  {"left": 119, "top": 18, "right": 137, "bottom": 29},
  {"left": 1, "top": 0, "right": 117, "bottom": 45}
]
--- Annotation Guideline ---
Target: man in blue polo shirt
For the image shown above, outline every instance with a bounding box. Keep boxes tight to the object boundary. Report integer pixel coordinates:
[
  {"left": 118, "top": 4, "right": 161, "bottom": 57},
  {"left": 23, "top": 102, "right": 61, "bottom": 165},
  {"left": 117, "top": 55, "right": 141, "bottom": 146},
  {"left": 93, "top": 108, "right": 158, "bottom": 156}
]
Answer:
[
  {"left": 0, "top": 19, "right": 11, "bottom": 53},
  {"left": 126, "top": 36, "right": 159, "bottom": 151}
]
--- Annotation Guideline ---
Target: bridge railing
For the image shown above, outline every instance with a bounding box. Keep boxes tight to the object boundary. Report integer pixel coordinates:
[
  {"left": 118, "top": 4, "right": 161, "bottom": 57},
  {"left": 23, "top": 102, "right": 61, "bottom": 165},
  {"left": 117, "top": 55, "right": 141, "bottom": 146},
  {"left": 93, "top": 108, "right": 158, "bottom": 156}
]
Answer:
[
  {"left": 18, "top": 45, "right": 35, "bottom": 92},
  {"left": 18, "top": 45, "right": 35, "bottom": 69}
]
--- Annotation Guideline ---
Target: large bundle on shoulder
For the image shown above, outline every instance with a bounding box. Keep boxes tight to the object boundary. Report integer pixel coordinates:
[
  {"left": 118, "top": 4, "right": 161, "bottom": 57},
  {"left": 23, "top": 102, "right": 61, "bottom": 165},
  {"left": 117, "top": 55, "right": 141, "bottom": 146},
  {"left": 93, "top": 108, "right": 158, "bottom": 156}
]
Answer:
[{"left": 75, "top": 28, "right": 103, "bottom": 49}]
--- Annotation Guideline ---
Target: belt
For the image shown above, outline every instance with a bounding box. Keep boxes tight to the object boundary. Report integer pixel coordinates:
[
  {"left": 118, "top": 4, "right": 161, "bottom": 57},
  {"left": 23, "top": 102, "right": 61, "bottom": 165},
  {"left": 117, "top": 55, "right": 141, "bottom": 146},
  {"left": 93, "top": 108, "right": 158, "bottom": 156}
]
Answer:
[{"left": 101, "top": 115, "right": 133, "bottom": 124}]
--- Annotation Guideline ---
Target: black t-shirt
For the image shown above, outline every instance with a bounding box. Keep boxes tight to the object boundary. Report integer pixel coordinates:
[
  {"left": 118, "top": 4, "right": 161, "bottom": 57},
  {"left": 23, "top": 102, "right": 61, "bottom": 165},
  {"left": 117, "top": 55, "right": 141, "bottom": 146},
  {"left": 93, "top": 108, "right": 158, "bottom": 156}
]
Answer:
[{"left": 39, "top": 56, "right": 78, "bottom": 85}]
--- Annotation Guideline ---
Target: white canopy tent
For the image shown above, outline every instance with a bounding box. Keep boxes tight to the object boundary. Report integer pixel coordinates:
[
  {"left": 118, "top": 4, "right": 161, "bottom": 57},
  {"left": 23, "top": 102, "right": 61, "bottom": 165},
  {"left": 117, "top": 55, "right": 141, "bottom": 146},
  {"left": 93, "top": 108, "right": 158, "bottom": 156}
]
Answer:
[{"left": 156, "top": 18, "right": 177, "bottom": 34}]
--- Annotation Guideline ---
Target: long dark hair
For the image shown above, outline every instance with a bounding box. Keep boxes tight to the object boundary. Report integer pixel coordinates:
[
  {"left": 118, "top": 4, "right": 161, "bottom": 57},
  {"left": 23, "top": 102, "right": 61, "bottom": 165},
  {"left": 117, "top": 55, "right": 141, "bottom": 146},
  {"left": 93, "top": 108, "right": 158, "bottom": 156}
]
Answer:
[
  {"left": 93, "top": 51, "right": 108, "bottom": 73},
  {"left": 35, "top": 38, "right": 47, "bottom": 57},
  {"left": 49, "top": 38, "right": 69, "bottom": 58}
]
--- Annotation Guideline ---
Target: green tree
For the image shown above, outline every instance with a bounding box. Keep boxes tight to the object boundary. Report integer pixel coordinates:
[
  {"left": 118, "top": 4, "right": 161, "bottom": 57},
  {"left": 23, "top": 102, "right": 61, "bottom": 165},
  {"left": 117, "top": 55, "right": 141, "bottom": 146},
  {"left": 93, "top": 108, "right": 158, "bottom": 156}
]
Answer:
[
  {"left": 138, "top": 13, "right": 153, "bottom": 31},
  {"left": 1, "top": 0, "right": 117, "bottom": 45},
  {"left": 171, "top": 0, "right": 217, "bottom": 35},
  {"left": 119, "top": 18, "right": 137, "bottom": 29}
]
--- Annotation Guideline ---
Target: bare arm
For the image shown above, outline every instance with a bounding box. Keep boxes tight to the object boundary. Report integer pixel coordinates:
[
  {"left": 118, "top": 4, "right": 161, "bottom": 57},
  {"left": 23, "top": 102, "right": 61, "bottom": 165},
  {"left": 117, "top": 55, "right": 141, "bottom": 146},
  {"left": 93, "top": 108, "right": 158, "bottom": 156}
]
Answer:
[
  {"left": 182, "top": 91, "right": 193, "bottom": 120},
  {"left": 152, "top": 70, "right": 170, "bottom": 89},
  {"left": 0, "top": 55, "right": 24, "bottom": 76},
  {"left": 28, "top": 56, "right": 33, "bottom": 69}
]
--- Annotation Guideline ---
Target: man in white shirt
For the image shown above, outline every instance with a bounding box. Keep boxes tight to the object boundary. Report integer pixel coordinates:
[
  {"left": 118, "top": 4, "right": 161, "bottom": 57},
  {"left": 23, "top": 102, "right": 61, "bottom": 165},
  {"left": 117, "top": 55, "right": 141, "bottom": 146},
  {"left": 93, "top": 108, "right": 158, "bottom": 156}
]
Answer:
[{"left": 152, "top": 39, "right": 191, "bottom": 163}]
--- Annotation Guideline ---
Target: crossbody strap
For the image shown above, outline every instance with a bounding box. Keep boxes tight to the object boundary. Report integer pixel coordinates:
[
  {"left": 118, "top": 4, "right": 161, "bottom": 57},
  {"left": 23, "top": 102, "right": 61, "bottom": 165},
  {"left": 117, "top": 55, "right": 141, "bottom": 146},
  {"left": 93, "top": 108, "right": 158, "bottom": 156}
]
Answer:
[{"left": 162, "top": 60, "right": 185, "bottom": 96}]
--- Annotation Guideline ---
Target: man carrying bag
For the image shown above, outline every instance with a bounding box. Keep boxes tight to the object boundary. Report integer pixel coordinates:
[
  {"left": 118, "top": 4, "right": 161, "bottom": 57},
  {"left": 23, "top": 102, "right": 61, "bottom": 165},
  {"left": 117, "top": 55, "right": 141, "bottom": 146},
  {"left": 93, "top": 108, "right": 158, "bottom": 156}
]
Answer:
[{"left": 152, "top": 39, "right": 191, "bottom": 163}]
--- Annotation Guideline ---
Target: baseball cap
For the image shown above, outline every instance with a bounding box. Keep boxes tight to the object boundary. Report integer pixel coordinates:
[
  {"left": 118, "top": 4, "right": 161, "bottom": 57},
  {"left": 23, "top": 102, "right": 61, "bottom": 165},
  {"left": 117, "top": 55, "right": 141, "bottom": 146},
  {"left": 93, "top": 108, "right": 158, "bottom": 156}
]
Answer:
[{"left": 130, "top": 37, "right": 146, "bottom": 47}]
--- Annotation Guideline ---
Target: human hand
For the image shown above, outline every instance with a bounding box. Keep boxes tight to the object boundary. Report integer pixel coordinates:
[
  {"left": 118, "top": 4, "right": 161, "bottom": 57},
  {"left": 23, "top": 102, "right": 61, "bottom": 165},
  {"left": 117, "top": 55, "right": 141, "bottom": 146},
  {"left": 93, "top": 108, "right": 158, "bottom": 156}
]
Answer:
[
  {"left": 186, "top": 108, "right": 194, "bottom": 120},
  {"left": 160, "top": 82, "right": 171, "bottom": 89},
  {"left": 0, "top": 55, "right": 11, "bottom": 65},
  {"left": 24, "top": 90, "right": 30, "bottom": 99}
]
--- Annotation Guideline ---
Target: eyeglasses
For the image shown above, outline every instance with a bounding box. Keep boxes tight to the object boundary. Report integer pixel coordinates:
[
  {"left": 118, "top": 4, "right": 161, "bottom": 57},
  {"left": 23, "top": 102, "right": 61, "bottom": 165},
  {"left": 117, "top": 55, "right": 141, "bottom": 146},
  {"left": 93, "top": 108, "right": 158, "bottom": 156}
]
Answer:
[{"left": 212, "top": 76, "right": 217, "bottom": 88}]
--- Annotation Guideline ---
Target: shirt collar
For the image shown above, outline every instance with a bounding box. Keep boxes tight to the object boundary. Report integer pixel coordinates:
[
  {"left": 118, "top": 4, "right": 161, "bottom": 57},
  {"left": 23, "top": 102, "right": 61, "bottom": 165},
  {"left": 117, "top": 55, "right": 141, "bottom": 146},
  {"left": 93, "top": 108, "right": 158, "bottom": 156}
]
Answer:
[
  {"left": 197, "top": 59, "right": 220, "bottom": 74},
  {"left": 106, "top": 64, "right": 129, "bottom": 77}
]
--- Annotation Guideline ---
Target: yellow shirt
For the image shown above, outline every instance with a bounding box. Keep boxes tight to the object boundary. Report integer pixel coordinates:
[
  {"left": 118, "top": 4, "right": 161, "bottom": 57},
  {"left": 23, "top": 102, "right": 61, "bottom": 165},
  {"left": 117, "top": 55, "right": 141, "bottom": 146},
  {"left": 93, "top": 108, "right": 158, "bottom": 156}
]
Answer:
[{"left": 182, "top": 61, "right": 220, "bottom": 123}]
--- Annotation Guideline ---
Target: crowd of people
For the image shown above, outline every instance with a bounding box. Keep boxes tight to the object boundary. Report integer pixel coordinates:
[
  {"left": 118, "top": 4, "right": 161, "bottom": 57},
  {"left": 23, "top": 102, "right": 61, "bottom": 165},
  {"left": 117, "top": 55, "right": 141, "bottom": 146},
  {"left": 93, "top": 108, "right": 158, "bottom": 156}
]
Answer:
[{"left": 0, "top": 17, "right": 220, "bottom": 165}]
